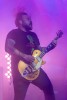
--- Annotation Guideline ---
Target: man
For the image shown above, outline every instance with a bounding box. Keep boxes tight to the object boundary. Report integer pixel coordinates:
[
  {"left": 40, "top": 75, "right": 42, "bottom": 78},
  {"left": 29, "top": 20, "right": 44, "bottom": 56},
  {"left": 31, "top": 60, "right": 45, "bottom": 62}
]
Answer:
[{"left": 5, "top": 12, "right": 57, "bottom": 100}]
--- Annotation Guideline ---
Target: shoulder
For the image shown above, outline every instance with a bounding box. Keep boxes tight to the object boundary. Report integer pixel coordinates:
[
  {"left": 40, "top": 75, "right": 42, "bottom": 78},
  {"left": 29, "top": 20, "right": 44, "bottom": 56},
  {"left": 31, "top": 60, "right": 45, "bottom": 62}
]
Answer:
[
  {"left": 29, "top": 31, "right": 38, "bottom": 37},
  {"left": 6, "top": 29, "right": 18, "bottom": 39},
  {"left": 8, "top": 29, "right": 18, "bottom": 35},
  {"left": 6, "top": 29, "right": 19, "bottom": 38}
]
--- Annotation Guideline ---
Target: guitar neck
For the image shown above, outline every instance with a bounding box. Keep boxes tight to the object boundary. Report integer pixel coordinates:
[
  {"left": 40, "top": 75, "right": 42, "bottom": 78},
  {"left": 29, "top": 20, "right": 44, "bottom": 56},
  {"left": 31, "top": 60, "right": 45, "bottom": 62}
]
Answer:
[
  {"left": 39, "top": 36, "right": 59, "bottom": 58},
  {"left": 54, "top": 36, "right": 59, "bottom": 41}
]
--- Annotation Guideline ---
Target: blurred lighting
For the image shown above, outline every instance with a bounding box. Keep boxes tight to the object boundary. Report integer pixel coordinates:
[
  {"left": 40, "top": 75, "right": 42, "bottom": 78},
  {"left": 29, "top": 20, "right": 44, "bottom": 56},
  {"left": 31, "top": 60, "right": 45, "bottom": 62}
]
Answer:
[{"left": 5, "top": 53, "right": 12, "bottom": 79}]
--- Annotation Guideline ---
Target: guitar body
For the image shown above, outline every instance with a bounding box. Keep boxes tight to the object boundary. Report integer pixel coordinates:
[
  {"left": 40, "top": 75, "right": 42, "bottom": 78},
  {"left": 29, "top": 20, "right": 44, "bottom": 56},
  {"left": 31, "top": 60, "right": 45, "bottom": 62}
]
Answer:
[{"left": 18, "top": 50, "right": 46, "bottom": 81}]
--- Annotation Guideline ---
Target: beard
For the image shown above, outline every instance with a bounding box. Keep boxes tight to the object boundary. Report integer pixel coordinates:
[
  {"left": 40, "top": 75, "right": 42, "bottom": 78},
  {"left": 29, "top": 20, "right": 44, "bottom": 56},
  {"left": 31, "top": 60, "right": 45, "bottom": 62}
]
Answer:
[{"left": 22, "top": 21, "right": 32, "bottom": 31}]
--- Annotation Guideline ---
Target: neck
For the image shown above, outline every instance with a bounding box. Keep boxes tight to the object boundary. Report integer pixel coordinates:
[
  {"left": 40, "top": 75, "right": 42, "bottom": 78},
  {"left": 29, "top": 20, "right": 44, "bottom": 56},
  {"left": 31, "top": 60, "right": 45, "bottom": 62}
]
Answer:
[{"left": 19, "top": 26, "right": 27, "bottom": 32}]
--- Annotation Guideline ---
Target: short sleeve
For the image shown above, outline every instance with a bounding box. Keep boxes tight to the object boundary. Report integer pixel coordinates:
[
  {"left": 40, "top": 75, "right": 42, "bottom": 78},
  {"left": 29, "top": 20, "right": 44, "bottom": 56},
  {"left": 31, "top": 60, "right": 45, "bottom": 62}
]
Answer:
[{"left": 5, "top": 30, "right": 16, "bottom": 54}]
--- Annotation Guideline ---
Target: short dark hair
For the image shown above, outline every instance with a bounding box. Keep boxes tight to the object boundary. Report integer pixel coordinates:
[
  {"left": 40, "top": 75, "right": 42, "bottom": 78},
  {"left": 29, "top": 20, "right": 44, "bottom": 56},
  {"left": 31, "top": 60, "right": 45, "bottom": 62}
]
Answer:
[{"left": 15, "top": 12, "right": 28, "bottom": 27}]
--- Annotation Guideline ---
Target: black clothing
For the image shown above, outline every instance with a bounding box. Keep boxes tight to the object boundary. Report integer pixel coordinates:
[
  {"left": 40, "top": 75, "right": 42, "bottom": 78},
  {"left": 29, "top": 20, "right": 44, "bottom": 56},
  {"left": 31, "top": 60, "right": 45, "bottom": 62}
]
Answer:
[
  {"left": 13, "top": 69, "right": 55, "bottom": 100},
  {"left": 5, "top": 28, "right": 40, "bottom": 55},
  {"left": 5, "top": 28, "right": 40, "bottom": 78},
  {"left": 5, "top": 28, "right": 55, "bottom": 100}
]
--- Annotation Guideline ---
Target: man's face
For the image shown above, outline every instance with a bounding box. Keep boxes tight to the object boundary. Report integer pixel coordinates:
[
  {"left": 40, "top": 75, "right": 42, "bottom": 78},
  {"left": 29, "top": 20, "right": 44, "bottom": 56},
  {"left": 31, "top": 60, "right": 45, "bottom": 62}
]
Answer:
[{"left": 20, "top": 14, "right": 32, "bottom": 30}]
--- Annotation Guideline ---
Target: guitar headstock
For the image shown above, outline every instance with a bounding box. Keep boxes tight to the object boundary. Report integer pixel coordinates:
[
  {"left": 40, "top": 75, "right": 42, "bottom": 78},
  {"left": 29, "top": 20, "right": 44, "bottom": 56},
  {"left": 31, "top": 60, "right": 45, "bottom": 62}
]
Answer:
[{"left": 56, "top": 30, "right": 63, "bottom": 38}]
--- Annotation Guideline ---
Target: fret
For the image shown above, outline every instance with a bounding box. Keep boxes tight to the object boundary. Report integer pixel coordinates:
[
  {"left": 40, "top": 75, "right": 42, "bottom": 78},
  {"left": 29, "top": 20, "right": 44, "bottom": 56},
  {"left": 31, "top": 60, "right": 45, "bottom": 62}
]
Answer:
[
  {"left": 39, "top": 41, "right": 56, "bottom": 58},
  {"left": 39, "top": 51, "right": 46, "bottom": 58}
]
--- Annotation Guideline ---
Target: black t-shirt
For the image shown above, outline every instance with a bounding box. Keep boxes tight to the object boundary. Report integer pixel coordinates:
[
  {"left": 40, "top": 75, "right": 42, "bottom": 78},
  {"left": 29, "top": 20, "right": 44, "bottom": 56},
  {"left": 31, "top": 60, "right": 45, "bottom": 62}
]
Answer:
[
  {"left": 5, "top": 29, "right": 40, "bottom": 55},
  {"left": 5, "top": 28, "right": 40, "bottom": 66}
]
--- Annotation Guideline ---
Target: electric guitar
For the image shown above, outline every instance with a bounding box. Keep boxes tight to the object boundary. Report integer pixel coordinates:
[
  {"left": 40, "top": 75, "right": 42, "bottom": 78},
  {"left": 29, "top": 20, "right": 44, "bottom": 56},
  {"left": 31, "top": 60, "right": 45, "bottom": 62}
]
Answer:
[{"left": 18, "top": 30, "right": 63, "bottom": 81}]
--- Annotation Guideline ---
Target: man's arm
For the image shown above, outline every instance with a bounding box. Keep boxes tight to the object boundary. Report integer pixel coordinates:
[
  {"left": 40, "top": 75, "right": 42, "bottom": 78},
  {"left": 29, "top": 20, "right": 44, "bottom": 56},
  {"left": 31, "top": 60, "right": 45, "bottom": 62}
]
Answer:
[
  {"left": 45, "top": 39, "right": 57, "bottom": 53},
  {"left": 37, "top": 39, "right": 57, "bottom": 53},
  {"left": 39, "top": 30, "right": 63, "bottom": 53},
  {"left": 5, "top": 39, "right": 34, "bottom": 64}
]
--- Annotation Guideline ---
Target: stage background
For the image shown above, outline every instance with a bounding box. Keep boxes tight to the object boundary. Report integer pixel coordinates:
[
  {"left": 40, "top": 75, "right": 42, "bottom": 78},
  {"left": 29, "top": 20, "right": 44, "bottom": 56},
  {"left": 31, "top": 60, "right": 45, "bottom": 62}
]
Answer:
[{"left": 0, "top": 0, "right": 67, "bottom": 100}]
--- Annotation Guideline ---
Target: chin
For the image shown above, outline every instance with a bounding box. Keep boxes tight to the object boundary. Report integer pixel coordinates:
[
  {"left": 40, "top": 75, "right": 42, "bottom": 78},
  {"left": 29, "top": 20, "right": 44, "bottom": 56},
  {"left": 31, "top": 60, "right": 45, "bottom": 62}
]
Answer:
[
  {"left": 30, "top": 26, "right": 32, "bottom": 30},
  {"left": 28, "top": 25, "right": 32, "bottom": 30}
]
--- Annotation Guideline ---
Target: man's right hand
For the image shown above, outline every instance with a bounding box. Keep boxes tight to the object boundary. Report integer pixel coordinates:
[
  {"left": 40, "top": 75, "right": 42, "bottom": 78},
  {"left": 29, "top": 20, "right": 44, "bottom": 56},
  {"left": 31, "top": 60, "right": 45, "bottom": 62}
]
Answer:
[{"left": 24, "top": 55, "right": 35, "bottom": 64}]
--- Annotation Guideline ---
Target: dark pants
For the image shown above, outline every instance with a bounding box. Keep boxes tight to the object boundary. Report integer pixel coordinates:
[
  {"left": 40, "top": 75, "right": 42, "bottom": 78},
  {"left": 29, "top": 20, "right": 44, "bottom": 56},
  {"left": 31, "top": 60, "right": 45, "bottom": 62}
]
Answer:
[{"left": 13, "top": 68, "right": 55, "bottom": 100}]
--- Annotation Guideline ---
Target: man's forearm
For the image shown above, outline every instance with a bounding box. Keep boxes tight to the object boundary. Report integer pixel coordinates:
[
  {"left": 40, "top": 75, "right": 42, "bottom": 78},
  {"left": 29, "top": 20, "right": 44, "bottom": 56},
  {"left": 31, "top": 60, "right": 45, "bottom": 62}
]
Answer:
[
  {"left": 37, "top": 39, "right": 57, "bottom": 53},
  {"left": 5, "top": 38, "right": 28, "bottom": 60},
  {"left": 14, "top": 48, "right": 34, "bottom": 64},
  {"left": 14, "top": 48, "right": 27, "bottom": 59},
  {"left": 45, "top": 39, "right": 57, "bottom": 53},
  {"left": 5, "top": 39, "right": 34, "bottom": 64}
]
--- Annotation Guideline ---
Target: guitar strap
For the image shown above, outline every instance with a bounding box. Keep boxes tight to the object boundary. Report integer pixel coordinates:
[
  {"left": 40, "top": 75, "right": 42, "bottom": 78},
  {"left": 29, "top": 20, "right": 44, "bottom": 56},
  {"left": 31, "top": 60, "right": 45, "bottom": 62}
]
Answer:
[
  {"left": 27, "top": 35, "right": 34, "bottom": 44},
  {"left": 27, "top": 35, "right": 34, "bottom": 53}
]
